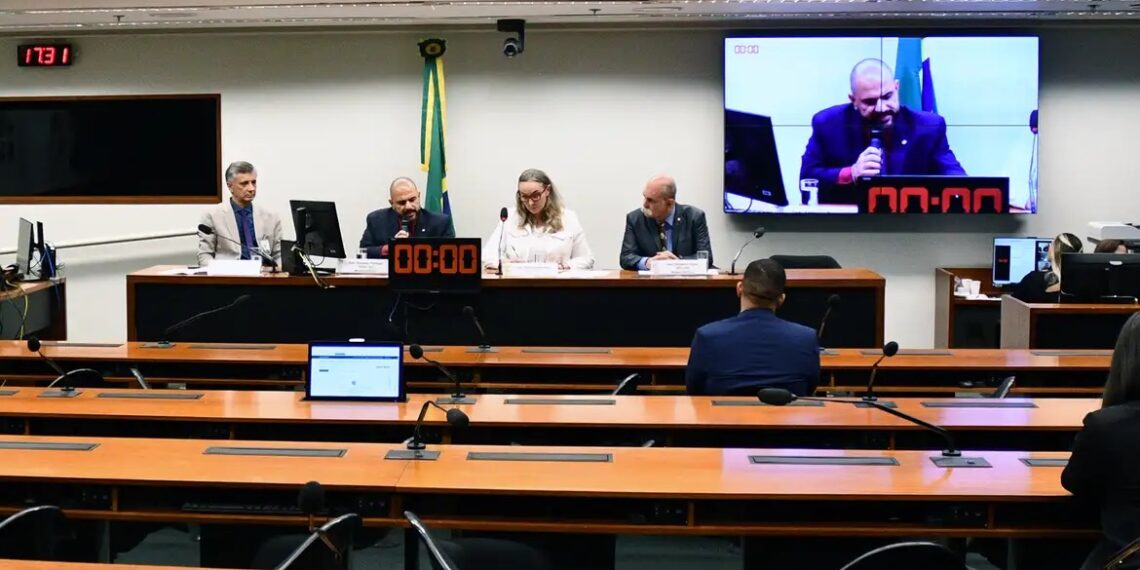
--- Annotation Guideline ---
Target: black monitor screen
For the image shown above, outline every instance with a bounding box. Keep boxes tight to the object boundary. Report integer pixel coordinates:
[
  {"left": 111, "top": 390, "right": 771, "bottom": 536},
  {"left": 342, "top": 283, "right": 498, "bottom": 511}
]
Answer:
[
  {"left": 290, "top": 200, "right": 346, "bottom": 260},
  {"left": 15, "top": 218, "right": 33, "bottom": 277},
  {"left": 1060, "top": 253, "right": 1140, "bottom": 302}
]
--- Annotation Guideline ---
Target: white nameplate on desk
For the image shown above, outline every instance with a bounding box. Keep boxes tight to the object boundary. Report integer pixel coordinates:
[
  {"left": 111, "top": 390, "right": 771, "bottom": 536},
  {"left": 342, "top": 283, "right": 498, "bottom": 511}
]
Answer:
[
  {"left": 503, "top": 262, "right": 560, "bottom": 278},
  {"left": 205, "top": 260, "right": 262, "bottom": 277},
  {"left": 337, "top": 258, "right": 389, "bottom": 275},
  {"left": 646, "top": 259, "right": 709, "bottom": 276}
]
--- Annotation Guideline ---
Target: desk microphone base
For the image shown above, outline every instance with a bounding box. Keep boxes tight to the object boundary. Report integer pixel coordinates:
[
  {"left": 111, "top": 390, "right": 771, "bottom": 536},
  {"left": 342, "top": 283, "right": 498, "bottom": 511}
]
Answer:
[
  {"left": 385, "top": 449, "right": 441, "bottom": 461},
  {"left": 854, "top": 400, "right": 898, "bottom": 409},
  {"left": 931, "top": 456, "right": 991, "bottom": 468},
  {"left": 39, "top": 389, "right": 82, "bottom": 398},
  {"left": 435, "top": 396, "right": 476, "bottom": 405}
]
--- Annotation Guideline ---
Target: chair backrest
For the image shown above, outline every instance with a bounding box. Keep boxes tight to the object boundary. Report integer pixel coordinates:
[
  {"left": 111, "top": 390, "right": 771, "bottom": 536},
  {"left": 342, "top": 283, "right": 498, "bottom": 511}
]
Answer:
[
  {"left": 840, "top": 541, "right": 965, "bottom": 570},
  {"left": 770, "top": 255, "right": 841, "bottom": 269},
  {"left": 405, "top": 511, "right": 458, "bottom": 570},
  {"left": 0, "top": 505, "right": 70, "bottom": 561},
  {"left": 274, "top": 513, "right": 360, "bottom": 570},
  {"left": 992, "top": 375, "right": 1016, "bottom": 398},
  {"left": 611, "top": 373, "right": 641, "bottom": 396}
]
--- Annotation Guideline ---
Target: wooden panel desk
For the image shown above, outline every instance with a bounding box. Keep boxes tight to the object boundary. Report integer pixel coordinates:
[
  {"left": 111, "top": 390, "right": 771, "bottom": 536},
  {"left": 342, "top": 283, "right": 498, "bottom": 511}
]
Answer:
[
  {"left": 0, "top": 389, "right": 1097, "bottom": 450},
  {"left": 935, "top": 268, "right": 1002, "bottom": 348},
  {"left": 0, "top": 341, "right": 1114, "bottom": 395},
  {"left": 0, "top": 563, "right": 238, "bottom": 570},
  {"left": 0, "top": 279, "right": 66, "bottom": 340},
  {"left": 1001, "top": 296, "right": 1140, "bottom": 348},
  {"left": 126, "top": 266, "right": 885, "bottom": 348}
]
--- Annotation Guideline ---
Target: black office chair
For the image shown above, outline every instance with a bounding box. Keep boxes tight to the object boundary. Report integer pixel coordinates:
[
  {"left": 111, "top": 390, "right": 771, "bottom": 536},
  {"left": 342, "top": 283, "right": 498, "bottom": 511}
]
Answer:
[
  {"left": 611, "top": 373, "right": 641, "bottom": 395},
  {"left": 0, "top": 505, "right": 71, "bottom": 560},
  {"left": 251, "top": 513, "right": 360, "bottom": 570},
  {"left": 839, "top": 541, "right": 965, "bottom": 570},
  {"left": 769, "top": 255, "right": 841, "bottom": 269},
  {"left": 992, "top": 375, "right": 1016, "bottom": 398},
  {"left": 405, "top": 511, "right": 553, "bottom": 570},
  {"left": 1103, "top": 535, "right": 1140, "bottom": 569}
]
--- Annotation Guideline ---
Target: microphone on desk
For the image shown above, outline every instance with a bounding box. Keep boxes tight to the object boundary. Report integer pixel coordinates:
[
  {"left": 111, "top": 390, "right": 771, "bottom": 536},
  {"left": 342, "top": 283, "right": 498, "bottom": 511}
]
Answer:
[
  {"left": 817, "top": 294, "right": 841, "bottom": 346},
  {"left": 386, "top": 400, "right": 470, "bottom": 460},
  {"left": 757, "top": 388, "right": 986, "bottom": 467},
  {"left": 197, "top": 224, "right": 277, "bottom": 270},
  {"left": 462, "top": 306, "right": 494, "bottom": 353},
  {"left": 399, "top": 214, "right": 411, "bottom": 235},
  {"left": 729, "top": 227, "right": 766, "bottom": 275},
  {"left": 409, "top": 344, "right": 475, "bottom": 404},
  {"left": 860, "top": 341, "right": 899, "bottom": 407},
  {"left": 298, "top": 480, "right": 326, "bottom": 532},
  {"left": 497, "top": 207, "right": 508, "bottom": 275},
  {"left": 142, "top": 294, "right": 252, "bottom": 349},
  {"left": 27, "top": 336, "right": 98, "bottom": 398}
]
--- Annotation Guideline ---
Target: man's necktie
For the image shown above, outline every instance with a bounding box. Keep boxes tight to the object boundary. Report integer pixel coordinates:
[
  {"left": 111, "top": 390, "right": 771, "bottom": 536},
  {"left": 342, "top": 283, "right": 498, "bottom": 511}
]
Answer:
[{"left": 657, "top": 221, "right": 667, "bottom": 252}]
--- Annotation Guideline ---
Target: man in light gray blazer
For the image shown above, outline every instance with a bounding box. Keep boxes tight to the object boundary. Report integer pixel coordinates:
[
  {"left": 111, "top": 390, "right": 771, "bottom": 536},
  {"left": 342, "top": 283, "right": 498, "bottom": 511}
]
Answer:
[
  {"left": 619, "top": 174, "right": 713, "bottom": 270},
  {"left": 197, "top": 161, "right": 284, "bottom": 267}
]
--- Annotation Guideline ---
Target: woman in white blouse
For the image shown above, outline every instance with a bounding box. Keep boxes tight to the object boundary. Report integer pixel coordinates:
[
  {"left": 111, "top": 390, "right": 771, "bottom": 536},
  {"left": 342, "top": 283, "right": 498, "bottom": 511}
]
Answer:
[{"left": 483, "top": 168, "right": 595, "bottom": 271}]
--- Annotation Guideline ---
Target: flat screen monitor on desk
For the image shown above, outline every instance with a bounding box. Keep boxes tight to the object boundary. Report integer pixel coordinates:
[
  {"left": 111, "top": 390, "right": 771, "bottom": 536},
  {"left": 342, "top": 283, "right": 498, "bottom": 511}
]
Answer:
[
  {"left": 306, "top": 342, "right": 405, "bottom": 402},
  {"left": 290, "top": 200, "right": 346, "bottom": 259},
  {"left": 993, "top": 237, "right": 1052, "bottom": 287},
  {"left": 14, "top": 218, "right": 33, "bottom": 279},
  {"left": 1060, "top": 253, "right": 1140, "bottom": 303}
]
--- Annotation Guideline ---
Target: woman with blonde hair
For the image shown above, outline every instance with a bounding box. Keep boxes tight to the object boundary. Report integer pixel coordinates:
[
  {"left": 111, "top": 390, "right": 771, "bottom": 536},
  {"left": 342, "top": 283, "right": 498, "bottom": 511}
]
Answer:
[
  {"left": 483, "top": 168, "right": 595, "bottom": 271},
  {"left": 1012, "top": 232, "right": 1082, "bottom": 303}
]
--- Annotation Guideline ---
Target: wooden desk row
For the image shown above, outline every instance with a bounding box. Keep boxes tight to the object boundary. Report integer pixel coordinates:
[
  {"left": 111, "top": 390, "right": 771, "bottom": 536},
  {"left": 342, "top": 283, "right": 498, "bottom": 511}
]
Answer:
[
  {"left": 0, "top": 341, "right": 1115, "bottom": 395},
  {"left": 0, "top": 434, "right": 1093, "bottom": 540},
  {"left": 0, "top": 279, "right": 66, "bottom": 341},
  {"left": 0, "top": 389, "right": 1097, "bottom": 451}
]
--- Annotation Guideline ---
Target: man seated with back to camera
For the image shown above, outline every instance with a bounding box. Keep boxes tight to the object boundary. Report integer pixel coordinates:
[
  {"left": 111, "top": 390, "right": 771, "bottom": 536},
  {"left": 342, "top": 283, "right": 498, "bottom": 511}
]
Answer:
[
  {"left": 685, "top": 258, "right": 820, "bottom": 396},
  {"left": 359, "top": 177, "right": 455, "bottom": 258}
]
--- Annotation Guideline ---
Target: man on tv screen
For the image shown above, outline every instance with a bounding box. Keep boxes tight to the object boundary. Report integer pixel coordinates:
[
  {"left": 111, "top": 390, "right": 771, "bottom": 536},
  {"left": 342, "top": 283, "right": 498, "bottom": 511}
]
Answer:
[{"left": 800, "top": 58, "right": 965, "bottom": 202}]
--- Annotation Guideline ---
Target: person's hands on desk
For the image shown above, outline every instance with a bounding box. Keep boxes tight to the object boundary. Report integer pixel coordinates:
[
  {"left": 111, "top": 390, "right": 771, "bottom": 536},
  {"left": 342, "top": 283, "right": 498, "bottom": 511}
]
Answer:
[{"left": 645, "top": 251, "right": 678, "bottom": 269}]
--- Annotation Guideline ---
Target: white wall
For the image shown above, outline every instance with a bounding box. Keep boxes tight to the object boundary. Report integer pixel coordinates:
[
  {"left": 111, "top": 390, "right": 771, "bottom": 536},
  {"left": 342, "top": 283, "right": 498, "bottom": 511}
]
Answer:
[{"left": 1, "top": 27, "right": 1139, "bottom": 345}]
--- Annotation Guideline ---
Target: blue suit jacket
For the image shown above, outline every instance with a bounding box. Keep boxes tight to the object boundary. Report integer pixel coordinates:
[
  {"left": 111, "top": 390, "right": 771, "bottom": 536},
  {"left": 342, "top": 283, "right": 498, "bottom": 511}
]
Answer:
[
  {"left": 685, "top": 309, "right": 820, "bottom": 396},
  {"left": 359, "top": 208, "right": 455, "bottom": 258},
  {"left": 800, "top": 104, "right": 965, "bottom": 187}
]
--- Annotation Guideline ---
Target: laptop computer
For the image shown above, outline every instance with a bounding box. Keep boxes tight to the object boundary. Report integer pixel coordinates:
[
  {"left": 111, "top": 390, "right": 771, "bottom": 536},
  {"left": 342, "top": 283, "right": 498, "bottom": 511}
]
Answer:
[{"left": 306, "top": 341, "right": 406, "bottom": 402}]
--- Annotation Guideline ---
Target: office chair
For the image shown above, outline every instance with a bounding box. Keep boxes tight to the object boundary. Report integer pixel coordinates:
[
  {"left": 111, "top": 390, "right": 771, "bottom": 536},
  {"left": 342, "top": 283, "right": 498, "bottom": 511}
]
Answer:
[
  {"left": 769, "top": 255, "right": 841, "bottom": 269},
  {"left": 1103, "top": 535, "right": 1140, "bottom": 569},
  {"left": 992, "top": 376, "right": 1016, "bottom": 398},
  {"left": 839, "top": 541, "right": 965, "bottom": 570},
  {"left": 0, "top": 505, "right": 71, "bottom": 560},
  {"left": 611, "top": 373, "right": 641, "bottom": 395},
  {"left": 405, "top": 511, "right": 553, "bottom": 570},
  {"left": 251, "top": 513, "right": 360, "bottom": 570}
]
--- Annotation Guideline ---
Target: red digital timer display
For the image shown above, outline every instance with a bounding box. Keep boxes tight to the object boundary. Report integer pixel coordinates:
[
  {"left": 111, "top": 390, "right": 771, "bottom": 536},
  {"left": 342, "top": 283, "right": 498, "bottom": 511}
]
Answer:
[{"left": 18, "top": 44, "right": 74, "bottom": 67}]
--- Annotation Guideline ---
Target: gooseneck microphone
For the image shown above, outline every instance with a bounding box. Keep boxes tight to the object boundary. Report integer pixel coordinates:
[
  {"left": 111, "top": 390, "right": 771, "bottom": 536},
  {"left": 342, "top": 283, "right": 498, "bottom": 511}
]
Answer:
[
  {"left": 817, "top": 294, "right": 841, "bottom": 345},
  {"left": 869, "top": 126, "right": 885, "bottom": 175},
  {"left": 197, "top": 224, "right": 276, "bottom": 269},
  {"left": 729, "top": 227, "right": 766, "bottom": 275},
  {"left": 462, "top": 306, "right": 494, "bottom": 353},
  {"left": 497, "top": 207, "right": 508, "bottom": 275},
  {"left": 142, "top": 294, "right": 252, "bottom": 349},
  {"left": 27, "top": 336, "right": 99, "bottom": 398},
  {"left": 298, "top": 480, "right": 326, "bottom": 532},
  {"left": 757, "top": 388, "right": 986, "bottom": 467},
  {"left": 861, "top": 341, "right": 899, "bottom": 407},
  {"left": 409, "top": 344, "right": 475, "bottom": 404},
  {"left": 385, "top": 400, "right": 470, "bottom": 460}
]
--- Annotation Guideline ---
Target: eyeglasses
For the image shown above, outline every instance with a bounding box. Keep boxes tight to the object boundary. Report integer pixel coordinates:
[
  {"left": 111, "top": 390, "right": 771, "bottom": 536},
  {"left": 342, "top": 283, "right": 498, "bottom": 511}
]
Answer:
[{"left": 517, "top": 188, "right": 547, "bottom": 203}]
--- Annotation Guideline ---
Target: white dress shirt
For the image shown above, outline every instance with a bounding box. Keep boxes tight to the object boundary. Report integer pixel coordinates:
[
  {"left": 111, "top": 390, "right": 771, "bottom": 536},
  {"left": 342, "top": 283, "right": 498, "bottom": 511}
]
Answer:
[{"left": 483, "top": 208, "right": 595, "bottom": 270}]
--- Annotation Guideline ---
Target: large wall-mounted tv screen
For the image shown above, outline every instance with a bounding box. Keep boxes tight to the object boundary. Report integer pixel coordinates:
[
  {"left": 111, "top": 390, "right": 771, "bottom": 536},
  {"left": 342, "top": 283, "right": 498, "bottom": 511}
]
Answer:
[{"left": 724, "top": 35, "right": 1038, "bottom": 215}]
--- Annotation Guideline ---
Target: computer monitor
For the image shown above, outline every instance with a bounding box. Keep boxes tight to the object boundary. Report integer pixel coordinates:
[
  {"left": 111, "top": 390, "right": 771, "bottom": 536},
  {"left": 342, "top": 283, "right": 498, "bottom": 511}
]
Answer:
[
  {"left": 305, "top": 341, "right": 405, "bottom": 402},
  {"left": 993, "top": 236, "right": 1052, "bottom": 287},
  {"left": 724, "top": 110, "right": 786, "bottom": 208},
  {"left": 290, "top": 200, "right": 346, "bottom": 259},
  {"left": 1060, "top": 253, "right": 1140, "bottom": 303},
  {"left": 14, "top": 218, "right": 34, "bottom": 279}
]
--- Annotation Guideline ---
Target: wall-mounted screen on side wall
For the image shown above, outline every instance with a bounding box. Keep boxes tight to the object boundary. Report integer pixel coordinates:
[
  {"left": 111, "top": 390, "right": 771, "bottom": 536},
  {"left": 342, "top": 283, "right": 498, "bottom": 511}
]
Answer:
[
  {"left": 724, "top": 35, "right": 1039, "bottom": 215},
  {"left": 0, "top": 94, "right": 221, "bottom": 204}
]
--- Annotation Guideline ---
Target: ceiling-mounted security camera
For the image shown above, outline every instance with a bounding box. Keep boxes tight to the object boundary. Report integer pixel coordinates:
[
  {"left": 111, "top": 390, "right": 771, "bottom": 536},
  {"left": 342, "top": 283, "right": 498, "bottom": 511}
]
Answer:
[{"left": 497, "top": 18, "right": 525, "bottom": 58}]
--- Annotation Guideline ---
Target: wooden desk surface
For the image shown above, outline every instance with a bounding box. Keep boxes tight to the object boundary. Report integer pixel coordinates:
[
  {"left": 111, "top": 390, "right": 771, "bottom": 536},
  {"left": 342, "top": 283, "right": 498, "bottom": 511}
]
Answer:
[
  {"left": 0, "top": 562, "right": 238, "bottom": 570},
  {"left": 0, "top": 280, "right": 57, "bottom": 300},
  {"left": 128, "top": 266, "right": 885, "bottom": 289},
  {"left": 0, "top": 389, "right": 1098, "bottom": 431},
  {"left": 0, "top": 341, "right": 1113, "bottom": 371}
]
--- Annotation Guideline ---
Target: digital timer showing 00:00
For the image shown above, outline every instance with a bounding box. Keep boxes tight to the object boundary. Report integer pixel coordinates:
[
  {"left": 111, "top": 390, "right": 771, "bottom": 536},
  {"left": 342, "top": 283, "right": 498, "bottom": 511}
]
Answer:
[
  {"left": 18, "top": 44, "right": 74, "bottom": 67},
  {"left": 391, "top": 243, "right": 480, "bottom": 275}
]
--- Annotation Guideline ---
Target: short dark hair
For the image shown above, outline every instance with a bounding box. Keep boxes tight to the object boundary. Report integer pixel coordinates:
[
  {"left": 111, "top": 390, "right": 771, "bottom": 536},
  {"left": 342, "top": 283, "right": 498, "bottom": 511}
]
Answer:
[
  {"left": 742, "top": 258, "right": 785, "bottom": 303},
  {"left": 1095, "top": 239, "right": 1126, "bottom": 254},
  {"left": 1104, "top": 313, "right": 1140, "bottom": 408}
]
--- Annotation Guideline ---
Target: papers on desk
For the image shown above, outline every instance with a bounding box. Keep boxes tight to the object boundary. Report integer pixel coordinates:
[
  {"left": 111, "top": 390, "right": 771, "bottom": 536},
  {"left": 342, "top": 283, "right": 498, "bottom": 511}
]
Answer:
[
  {"left": 157, "top": 266, "right": 207, "bottom": 276},
  {"left": 638, "top": 269, "right": 719, "bottom": 277}
]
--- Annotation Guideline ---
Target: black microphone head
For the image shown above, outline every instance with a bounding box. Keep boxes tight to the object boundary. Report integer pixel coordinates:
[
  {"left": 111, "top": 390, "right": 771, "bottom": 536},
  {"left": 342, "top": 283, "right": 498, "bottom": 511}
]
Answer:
[
  {"left": 26, "top": 337, "right": 40, "bottom": 352},
  {"left": 883, "top": 341, "right": 899, "bottom": 357},
  {"left": 753, "top": 227, "right": 766, "bottom": 239},
  {"left": 298, "top": 481, "right": 325, "bottom": 514},
  {"left": 499, "top": 207, "right": 509, "bottom": 222},
  {"left": 462, "top": 306, "right": 475, "bottom": 317},
  {"left": 827, "top": 294, "right": 841, "bottom": 307},
  {"left": 757, "top": 387, "right": 796, "bottom": 406},
  {"left": 197, "top": 224, "right": 214, "bottom": 235},
  {"left": 408, "top": 344, "right": 424, "bottom": 359},
  {"left": 446, "top": 408, "right": 470, "bottom": 429}
]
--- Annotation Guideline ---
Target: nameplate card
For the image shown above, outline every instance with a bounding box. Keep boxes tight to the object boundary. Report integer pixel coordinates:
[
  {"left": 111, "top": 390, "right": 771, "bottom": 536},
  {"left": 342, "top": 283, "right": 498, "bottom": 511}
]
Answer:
[
  {"left": 648, "top": 259, "right": 709, "bottom": 276},
  {"left": 337, "top": 258, "right": 388, "bottom": 275},
  {"left": 205, "top": 259, "right": 262, "bottom": 277},
  {"left": 503, "top": 262, "right": 560, "bottom": 278}
]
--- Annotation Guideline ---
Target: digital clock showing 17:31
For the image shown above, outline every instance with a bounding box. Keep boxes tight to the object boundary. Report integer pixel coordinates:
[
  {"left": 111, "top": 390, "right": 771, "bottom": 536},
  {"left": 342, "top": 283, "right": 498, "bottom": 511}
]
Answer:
[{"left": 18, "top": 44, "right": 74, "bottom": 67}]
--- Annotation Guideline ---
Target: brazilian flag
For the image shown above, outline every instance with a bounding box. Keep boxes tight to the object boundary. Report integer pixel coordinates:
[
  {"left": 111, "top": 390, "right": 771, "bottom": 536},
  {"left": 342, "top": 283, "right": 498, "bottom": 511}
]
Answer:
[
  {"left": 895, "top": 37, "right": 938, "bottom": 113},
  {"left": 418, "top": 38, "right": 454, "bottom": 233}
]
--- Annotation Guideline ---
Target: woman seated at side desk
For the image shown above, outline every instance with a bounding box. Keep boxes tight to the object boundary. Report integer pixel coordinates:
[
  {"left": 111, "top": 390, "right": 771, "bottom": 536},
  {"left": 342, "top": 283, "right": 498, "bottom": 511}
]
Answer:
[
  {"left": 483, "top": 168, "right": 595, "bottom": 271},
  {"left": 1062, "top": 312, "right": 1140, "bottom": 570},
  {"left": 1012, "top": 232, "right": 1082, "bottom": 303}
]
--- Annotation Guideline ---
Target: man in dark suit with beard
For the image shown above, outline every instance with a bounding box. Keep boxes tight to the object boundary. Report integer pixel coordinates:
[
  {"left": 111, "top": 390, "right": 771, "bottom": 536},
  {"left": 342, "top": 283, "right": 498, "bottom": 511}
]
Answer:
[
  {"left": 359, "top": 177, "right": 454, "bottom": 258},
  {"left": 619, "top": 174, "right": 713, "bottom": 270}
]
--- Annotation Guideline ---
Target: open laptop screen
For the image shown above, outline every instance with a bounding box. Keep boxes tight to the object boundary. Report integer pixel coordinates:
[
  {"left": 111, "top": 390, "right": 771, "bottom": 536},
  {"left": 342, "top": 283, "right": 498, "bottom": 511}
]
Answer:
[{"left": 306, "top": 342, "right": 405, "bottom": 401}]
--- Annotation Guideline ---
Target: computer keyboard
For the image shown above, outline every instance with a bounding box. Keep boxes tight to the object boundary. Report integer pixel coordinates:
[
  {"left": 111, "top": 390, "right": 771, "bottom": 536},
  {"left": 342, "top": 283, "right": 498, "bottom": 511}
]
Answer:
[{"left": 181, "top": 502, "right": 308, "bottom": 515}]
